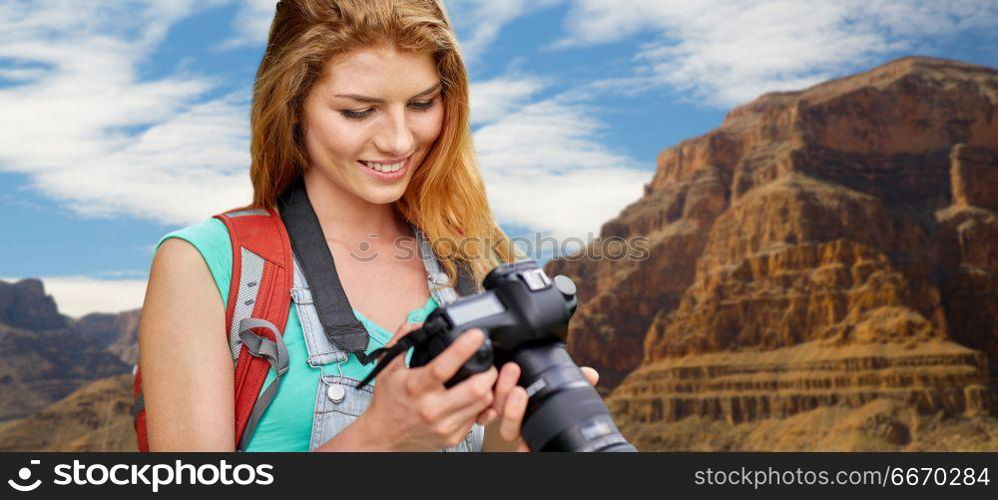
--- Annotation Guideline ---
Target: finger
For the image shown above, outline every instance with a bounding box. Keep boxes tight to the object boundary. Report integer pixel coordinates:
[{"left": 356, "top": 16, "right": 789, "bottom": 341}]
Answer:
[
  {"left": 387, "top": 322, "right": 423, "bottom": 347},
  {"left": 580, "top": 366, "right": 599, "bottom": 386},
  {"left": 409, "top": 329, "right": 486, "bottom": 394},
  {"left": 435, "top": 367, "right": 497, "bottom": 428},
  {"left": 492, "top": 362, "right": 520, "bottom": 414},
  {"left": 499, "top": 386, "right": 528, "bottom": 442},
  {"left": 476, "top": 408, "right": 499, "bottom": 425}
]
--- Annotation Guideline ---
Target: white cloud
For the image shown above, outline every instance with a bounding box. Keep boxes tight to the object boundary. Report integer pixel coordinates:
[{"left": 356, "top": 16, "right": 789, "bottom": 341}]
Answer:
[
  {"left": 0, "top": 0, "right": 252, "bottom": 226},
  {"left": 0, "top": 0, "right": 648, "bottom": 243},
  {"left": 444, "top": 0, "right": 563, "bottom": 62},
  {"left": 216, "top": 0, "right": 561, "bottom": 61},
  {"left": 471, "top": 77, "right": 649, "bottom": 241},
  {"left": 555, "top": 0, "right": 998, "bottom": 106},
  {"left": 3, "top": 276, "right": 148, "bottom": 318},
  {"left": 469, "top": 73, "right": 548, "bottom": 125},
  {"left": 216, "top": 0, "right": 278, "bottom": 50},
  {"left": 31, "top": 91, "right": 253, "bottom": 224}
]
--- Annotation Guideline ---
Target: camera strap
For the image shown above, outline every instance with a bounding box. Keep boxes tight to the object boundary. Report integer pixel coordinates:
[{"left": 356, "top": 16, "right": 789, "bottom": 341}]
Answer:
[
  {"left": 355, "top": 326, "right": 434, "bottom": 389},
  {"left": 278, "top": 178, "right": 478, "bottom": 366},
  {"left": 279, "top": 179, "right": 376, "bottom": 362}
]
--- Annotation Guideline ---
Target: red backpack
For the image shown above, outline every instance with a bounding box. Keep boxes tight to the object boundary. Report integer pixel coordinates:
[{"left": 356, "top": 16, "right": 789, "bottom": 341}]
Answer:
[{"left": 133, "top": 208, "right": 294, "bottom": 452}]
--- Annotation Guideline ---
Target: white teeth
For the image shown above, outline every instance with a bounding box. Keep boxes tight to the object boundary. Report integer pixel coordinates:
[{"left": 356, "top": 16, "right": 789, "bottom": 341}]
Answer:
[{"left": 362, "top": 159, "right": 405, "bottom": 173}]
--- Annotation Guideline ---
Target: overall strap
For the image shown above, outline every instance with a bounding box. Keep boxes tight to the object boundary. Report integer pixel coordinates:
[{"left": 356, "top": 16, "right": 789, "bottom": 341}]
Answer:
[
  {"left": 413, "top": 225, "right": 480, "bottom": 301},
  {"left": 413, "top": 224, "right": 461, "bottom": 305},
  {"left": 455, "top": 259, "right": 480, "bottom": 297}
]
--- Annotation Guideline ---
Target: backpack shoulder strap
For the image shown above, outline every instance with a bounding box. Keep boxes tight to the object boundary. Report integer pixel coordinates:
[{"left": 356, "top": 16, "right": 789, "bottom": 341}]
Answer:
[
  {"left": 133, "top": 207, "right": 293, "bottom": 452},
  {"left": 213, "top": 207, "right": 294, "bottom": 451}
]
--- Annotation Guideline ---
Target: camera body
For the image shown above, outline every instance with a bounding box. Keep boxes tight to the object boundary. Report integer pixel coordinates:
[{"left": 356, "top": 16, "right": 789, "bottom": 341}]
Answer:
[
  {"left": 407, "top": 260, "right": 636, "bottom": 452},
  {"left": 408, "top": 260, "right": 576, "bottom": 384}
]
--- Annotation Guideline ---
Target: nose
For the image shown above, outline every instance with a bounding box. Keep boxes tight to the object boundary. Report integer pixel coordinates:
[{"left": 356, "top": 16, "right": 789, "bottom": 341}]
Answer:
[{"left": 373, "top": 107, "right": 415, "bottom": 159}]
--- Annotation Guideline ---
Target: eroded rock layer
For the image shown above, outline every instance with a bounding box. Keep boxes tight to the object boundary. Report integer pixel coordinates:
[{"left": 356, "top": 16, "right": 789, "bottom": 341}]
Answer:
[{"left": 545, "top": 57, "right": 998, "bottom": 448}]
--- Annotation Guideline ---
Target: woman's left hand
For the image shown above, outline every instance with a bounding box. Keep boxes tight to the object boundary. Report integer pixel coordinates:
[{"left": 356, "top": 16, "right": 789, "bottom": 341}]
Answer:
[{"left": 480, "top": 363, "right": 599, "bottom": 452}]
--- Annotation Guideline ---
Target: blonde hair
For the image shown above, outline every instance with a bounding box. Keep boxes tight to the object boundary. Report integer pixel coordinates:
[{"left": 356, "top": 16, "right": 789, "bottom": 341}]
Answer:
[{"left": 250, "top": 0, "right": 517, "bottom": 287}]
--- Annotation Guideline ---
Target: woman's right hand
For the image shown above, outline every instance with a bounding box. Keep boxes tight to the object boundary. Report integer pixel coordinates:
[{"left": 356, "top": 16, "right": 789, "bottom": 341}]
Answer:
[{"left": 331, "top": 324, "right": 497, "bottom": 451}]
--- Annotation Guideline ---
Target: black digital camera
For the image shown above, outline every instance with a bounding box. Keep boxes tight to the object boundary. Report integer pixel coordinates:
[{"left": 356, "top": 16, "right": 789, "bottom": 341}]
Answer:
[{"left": 358, "top": 260, "right": 636, "bottom": 452}]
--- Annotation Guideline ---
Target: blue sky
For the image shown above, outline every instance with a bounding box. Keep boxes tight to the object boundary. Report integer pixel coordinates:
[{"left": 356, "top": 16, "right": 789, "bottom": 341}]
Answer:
[{"left": 1, "top": 0, "right": 996, "bottom": 316}]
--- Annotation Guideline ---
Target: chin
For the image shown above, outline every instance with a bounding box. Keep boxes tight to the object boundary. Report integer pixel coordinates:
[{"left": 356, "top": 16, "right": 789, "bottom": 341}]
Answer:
[{"left": 358, "top": 185, "right": 407, "bottom": 205}]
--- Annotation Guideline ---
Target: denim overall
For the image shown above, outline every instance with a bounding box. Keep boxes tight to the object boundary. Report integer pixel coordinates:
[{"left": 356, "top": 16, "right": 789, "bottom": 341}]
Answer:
[{"left": 289, "top": 225, "right": 484, "bottom": 452}]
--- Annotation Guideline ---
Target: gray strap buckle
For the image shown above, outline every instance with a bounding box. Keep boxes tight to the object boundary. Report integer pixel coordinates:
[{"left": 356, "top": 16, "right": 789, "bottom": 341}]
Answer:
[{"left": 236, "top": 318, "right": 288, "bottom": 451}]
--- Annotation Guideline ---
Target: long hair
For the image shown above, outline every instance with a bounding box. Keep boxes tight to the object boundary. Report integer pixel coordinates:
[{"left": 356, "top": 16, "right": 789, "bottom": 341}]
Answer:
[{"left": 250, "top": 0, "right": 516, "bottom": 287}]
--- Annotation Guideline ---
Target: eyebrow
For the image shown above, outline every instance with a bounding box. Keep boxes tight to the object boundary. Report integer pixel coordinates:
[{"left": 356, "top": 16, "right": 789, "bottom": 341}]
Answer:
[{"left": 335, "top": 82, "right": 442, "bottom": 104}]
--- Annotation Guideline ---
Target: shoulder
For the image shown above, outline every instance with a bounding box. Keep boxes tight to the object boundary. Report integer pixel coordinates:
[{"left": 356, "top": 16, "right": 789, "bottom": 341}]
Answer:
[
  {"left": 155, "top": 217, "right": 233, "bottom": 305},
  {"left": 158, "top": 217, "right": 231, "bottom": 259},
  {"left": 140, "top": 220, "right": 237, "bottom": 450}
]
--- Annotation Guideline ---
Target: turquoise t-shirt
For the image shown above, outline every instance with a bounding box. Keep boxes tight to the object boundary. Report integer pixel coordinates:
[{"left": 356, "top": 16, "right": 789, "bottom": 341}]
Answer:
[{"left": 158, "top": 218, "right": 439, "bottom": 451}]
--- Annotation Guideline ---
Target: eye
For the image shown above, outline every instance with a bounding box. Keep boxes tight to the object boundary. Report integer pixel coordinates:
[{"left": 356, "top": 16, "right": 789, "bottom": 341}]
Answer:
[
  {"left": 341, "top": 108, "right": 374, "bottom": 120},
  {"left": 339, "top": 96, "right": 438, "bottom": 121},
  {"left": 409, "top": 97, "right": 437, "bottom": 110}
]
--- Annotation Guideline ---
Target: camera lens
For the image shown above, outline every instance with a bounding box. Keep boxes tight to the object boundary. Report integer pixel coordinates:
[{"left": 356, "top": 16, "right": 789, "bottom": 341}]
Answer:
[{"left": 514, "top": 342, "right": 636, "bottom": 452}]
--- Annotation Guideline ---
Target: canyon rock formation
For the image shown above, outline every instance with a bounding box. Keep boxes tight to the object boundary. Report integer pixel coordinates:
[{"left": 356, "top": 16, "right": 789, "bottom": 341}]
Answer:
[
  {"left": 0, "top": 279, "right": 134, "bottom": 423},
  {"left": 547, "top": 56, "right": 998, "bottom": 450}
]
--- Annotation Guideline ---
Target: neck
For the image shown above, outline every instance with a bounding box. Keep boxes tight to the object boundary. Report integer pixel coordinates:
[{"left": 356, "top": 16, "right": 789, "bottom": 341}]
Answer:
[{"left": 301, "top": 169, "right": 409, "bottom": 241}]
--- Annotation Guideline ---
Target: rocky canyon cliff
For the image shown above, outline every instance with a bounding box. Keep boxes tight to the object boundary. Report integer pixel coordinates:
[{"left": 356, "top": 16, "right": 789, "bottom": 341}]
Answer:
[
  {"left": 548, "top": 56, "right": 998, "bottom": 450},
  {"left": 0, "top": 279, "right": 137, "bottom": 450}
]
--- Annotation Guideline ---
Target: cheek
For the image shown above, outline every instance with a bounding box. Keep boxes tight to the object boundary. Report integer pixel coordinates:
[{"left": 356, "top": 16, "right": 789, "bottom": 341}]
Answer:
[
  {"left": 304, "top": 113, "right": 367, "bottom": 161},
  {"left": 414, "top": 106, "right": 445, "bottom": 144}
]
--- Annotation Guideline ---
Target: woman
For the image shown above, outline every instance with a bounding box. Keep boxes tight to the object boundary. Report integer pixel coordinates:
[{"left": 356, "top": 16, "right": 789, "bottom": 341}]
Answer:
[{"left": 139, "top": 0, "right": 595, "bottom": 452}]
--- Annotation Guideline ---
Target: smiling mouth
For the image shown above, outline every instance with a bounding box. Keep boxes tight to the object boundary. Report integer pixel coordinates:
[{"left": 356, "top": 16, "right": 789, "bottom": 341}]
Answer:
[{"left": 359, "top": 156, "right": 410, "bottom": 173}]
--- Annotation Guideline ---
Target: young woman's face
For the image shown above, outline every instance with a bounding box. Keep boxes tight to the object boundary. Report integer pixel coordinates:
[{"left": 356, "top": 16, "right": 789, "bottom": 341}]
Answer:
[{"left": 300, "top": 44, "right": 445, "bottom": 205}]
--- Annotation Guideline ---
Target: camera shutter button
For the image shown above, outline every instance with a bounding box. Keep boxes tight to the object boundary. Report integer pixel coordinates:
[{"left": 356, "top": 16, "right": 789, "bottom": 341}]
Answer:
[
  {"left": 553, "top": 275, "right": 576, "bottom": 297},
  {"left": 327, "top": 383, "right": 346, "bottom": 404}
]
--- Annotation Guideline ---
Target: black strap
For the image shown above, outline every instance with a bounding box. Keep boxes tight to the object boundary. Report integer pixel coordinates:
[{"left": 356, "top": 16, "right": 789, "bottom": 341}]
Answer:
[
  {"left": 355, "top": 326, "right": 434, "bottom": 389},
  {"left": 354, "top": 345, "right": 403, "bottom": 389},
  {"left": 279, "top": 179, "right": 370, "bottom": 355}
]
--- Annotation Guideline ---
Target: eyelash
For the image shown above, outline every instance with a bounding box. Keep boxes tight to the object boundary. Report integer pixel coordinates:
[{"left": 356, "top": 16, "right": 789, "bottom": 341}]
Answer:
[{"left": 340, "top": 97, "right": 438, "bottom": 120}]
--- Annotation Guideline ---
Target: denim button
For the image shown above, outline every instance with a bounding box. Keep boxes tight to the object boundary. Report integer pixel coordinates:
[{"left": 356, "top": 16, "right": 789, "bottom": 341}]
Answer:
[{"left": 327, "top": 384, "right": 346, "bottom": 404}]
